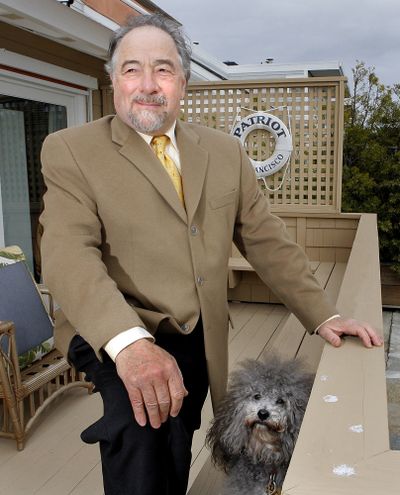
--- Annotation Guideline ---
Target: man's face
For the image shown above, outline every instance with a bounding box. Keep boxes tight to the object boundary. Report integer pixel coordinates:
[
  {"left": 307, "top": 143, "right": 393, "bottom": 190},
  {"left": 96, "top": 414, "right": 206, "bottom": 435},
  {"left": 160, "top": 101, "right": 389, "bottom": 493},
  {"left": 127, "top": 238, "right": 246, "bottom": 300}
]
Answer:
[{"left": 111, "top": 26, "right": 187, "bottom": 135}]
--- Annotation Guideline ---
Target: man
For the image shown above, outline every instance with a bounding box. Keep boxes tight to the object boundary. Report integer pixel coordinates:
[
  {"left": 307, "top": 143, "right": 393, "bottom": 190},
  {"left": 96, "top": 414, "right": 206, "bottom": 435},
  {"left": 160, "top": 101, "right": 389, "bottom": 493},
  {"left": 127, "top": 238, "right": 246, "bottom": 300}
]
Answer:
[{"left": 40, "top": 13, "right": 382, "bottom": 495}]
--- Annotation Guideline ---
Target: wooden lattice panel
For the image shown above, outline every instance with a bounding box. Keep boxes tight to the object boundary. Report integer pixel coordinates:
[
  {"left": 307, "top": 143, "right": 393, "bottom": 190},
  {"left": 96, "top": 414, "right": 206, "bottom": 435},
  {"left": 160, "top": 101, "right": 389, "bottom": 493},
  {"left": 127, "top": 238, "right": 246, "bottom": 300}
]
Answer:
[{"left": 181, "top": 77, "right": 345, "bottom": 213}]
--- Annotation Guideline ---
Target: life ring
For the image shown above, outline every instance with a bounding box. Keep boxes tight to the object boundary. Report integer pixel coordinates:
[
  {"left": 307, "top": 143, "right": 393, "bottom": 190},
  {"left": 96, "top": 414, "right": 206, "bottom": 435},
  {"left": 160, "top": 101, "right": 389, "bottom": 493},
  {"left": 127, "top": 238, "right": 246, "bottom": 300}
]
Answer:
[{"left": 231, "top": 112, "right": 293, "bottom": 178}]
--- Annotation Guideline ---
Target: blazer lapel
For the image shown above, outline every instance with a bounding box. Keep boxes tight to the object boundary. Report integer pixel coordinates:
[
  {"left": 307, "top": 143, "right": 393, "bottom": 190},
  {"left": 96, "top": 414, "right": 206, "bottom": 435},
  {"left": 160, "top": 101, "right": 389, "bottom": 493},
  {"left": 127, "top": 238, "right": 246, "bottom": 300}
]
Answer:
[
  {"left": 176, "top": 120, "right": 209, "bottom": 224},
  {"left": 111, "top": 116, "right": 187, "bottom": 223}
]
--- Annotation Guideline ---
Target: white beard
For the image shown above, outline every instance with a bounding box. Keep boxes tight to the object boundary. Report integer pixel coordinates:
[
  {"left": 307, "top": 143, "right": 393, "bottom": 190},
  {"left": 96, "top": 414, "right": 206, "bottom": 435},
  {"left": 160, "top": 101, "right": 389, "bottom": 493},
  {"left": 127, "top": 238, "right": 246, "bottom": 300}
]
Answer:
[
  {"left": 127, "top": 94, "right": 168, "bottom": 133},
  {"left": 128, "top": 108, "right": 168, "bottom": 133}
]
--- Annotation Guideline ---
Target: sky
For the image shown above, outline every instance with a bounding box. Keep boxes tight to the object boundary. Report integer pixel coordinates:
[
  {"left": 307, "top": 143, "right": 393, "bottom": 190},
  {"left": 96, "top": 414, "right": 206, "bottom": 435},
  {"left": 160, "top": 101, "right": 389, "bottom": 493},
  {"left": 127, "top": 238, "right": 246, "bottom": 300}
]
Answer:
[{"left": 156, "top": 0, "right": 400, "bottom": 88}]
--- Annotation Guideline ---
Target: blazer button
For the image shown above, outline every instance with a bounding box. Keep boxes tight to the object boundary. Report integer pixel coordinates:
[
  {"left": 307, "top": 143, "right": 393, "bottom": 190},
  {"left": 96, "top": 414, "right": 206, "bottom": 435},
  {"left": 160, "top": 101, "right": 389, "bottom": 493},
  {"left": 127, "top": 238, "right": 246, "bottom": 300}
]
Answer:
[
  {"left": 196, "top": 276, "right": 205, "bottom": 286},
  {"left": 190, "top": 225, "right": 199, "bottom": 235},
  {"left": 181, "top": 323, "right": 190, "bottom": 332}
]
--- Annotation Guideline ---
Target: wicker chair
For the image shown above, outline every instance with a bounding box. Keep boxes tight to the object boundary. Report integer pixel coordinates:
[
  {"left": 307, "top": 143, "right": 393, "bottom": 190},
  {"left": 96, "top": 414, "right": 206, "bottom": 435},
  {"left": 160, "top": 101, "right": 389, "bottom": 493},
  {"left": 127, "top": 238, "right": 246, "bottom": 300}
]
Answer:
[{"left": 0, "top": 248, "right": 92, "bottom": 450}]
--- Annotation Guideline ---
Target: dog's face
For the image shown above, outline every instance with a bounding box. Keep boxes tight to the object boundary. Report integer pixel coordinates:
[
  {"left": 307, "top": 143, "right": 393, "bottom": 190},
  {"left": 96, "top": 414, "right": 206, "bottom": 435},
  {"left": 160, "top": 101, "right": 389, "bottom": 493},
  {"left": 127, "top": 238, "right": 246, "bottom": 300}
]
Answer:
[
  {"left": 243, "top": 386, "right": 291, "bottom": 457},
  {"left": 206, "top": 358, "right": 314, "bottom": 470}
]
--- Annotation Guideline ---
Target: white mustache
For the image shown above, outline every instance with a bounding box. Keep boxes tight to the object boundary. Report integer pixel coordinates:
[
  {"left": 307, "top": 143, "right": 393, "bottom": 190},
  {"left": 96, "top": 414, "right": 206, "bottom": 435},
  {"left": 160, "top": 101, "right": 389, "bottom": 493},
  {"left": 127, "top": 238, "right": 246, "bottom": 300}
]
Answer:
[{"left": 132, "top": 95, "right": 167, "bottom": 106}]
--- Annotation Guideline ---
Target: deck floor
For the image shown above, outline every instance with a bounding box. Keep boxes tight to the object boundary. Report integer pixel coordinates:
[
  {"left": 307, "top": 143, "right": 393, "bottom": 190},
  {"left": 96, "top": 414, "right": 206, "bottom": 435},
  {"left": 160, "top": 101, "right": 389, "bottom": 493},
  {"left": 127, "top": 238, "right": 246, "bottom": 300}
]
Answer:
[
  {"left": 0, "top": 260, "right": 350, "bottom": 494},
  {"left": 0, "top": 302, "right": 289, "bottom": 495}
]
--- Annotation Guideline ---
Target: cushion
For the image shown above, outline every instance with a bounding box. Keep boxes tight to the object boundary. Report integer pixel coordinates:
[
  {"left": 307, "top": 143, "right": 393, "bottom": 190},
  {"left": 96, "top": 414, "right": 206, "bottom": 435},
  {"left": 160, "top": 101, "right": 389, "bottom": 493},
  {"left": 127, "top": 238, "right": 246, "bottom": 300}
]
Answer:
[
  {"left": 0, "top": 247, "right": 54, "bottom": 368},
  {"left": 0, "top": 245, "right": 26, "bottom": 266}
]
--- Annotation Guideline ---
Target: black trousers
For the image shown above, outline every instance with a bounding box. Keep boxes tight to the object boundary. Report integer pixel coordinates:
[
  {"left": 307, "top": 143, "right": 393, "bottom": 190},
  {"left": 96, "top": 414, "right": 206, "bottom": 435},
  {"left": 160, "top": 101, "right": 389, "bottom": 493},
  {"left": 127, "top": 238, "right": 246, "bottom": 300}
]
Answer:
[{"left": 68, "top": 321, "right": 209, "bottom": 495}]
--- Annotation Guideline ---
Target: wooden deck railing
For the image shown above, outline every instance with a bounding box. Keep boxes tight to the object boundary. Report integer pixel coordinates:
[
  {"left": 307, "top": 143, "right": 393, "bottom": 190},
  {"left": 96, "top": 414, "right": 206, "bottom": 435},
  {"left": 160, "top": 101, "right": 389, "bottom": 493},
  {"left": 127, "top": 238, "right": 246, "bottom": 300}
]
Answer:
[
  {"left": 282, "top": 213, "right": 400, "bottom": 494},
  {"left": 188, "top": 213, "right": 397, "bottom": 494}
]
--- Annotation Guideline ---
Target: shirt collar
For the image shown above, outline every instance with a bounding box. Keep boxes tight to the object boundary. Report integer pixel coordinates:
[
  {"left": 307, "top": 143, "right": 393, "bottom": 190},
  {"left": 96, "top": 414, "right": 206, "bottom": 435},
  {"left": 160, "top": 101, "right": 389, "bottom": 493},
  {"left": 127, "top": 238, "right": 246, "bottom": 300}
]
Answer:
[{"left": 137, "top": 122, "right": 177, "bottom": 150}]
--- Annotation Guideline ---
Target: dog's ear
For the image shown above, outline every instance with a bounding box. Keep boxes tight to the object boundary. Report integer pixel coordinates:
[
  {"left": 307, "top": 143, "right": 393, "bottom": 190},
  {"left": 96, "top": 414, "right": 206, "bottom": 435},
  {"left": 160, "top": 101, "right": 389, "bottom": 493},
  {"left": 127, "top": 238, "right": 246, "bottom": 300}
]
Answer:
[
  {"left": 206, "top": 390, "right": 249, "bottom": 472},
  {"left": 286, "top": 374, "right": 313, "bottom": 434}
]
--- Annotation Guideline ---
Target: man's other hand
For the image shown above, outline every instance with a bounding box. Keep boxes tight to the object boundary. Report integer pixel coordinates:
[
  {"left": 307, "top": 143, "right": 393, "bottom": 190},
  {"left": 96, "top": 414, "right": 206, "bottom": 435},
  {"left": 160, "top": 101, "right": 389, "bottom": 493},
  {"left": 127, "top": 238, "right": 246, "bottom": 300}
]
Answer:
[{"left": 115, "top": 339, "right": 188, "bottom": 428}]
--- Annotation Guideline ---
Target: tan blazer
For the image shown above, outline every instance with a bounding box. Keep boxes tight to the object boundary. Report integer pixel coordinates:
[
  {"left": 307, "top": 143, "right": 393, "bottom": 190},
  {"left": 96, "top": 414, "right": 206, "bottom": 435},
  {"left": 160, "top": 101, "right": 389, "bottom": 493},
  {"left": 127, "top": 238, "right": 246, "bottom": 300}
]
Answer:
[{"left": 40, "top": 115, "right": 337, "bottom": 407}]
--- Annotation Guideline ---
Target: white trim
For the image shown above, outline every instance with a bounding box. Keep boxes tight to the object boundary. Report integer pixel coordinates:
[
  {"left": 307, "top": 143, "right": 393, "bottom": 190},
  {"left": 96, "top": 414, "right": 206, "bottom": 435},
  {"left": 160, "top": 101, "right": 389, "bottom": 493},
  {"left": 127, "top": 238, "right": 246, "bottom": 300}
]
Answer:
[
  {"left": 0, "top": 52, "right": 90, "bottom": 127},
  {"left": 0, "top": 75, "right": 87, "bottom": 128},
  {"left": 0, "top": 49, "right": 98, "bottom": 89},
  {"left": 190, "top": 45, "right": 342, "bottom": 81},
  {"left": 120, "top": 0, "right": 150, "bottom": 16},
  {"left": 71, "top": 0, "right": 119, "bottom": 32}
]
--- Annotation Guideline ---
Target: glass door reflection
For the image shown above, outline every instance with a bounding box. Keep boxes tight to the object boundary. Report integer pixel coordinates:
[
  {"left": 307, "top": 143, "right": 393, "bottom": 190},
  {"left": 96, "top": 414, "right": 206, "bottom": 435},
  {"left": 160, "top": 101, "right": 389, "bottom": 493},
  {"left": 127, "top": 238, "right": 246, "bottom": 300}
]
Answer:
[{"left": 0, "top": 96, "right": 67, "bottom": 279}]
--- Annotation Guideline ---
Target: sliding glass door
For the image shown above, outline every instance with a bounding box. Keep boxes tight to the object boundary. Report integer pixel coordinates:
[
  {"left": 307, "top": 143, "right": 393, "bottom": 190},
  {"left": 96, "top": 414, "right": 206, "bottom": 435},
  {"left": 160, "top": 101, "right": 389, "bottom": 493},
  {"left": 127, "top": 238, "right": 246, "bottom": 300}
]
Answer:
[
  {"left": 0, "top": 98, "right": 67, "bottom": 277},
  {"left": 0, "top": 71, "right": 88, "bottom": 279}
]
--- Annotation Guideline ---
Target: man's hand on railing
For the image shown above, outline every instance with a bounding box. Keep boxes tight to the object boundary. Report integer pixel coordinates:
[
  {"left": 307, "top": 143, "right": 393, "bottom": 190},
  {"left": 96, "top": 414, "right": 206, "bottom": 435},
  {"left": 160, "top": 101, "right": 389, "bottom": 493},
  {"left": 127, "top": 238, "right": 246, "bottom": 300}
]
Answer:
[{"left": 317, "top": 316, "right": 383, "bottom": 348}]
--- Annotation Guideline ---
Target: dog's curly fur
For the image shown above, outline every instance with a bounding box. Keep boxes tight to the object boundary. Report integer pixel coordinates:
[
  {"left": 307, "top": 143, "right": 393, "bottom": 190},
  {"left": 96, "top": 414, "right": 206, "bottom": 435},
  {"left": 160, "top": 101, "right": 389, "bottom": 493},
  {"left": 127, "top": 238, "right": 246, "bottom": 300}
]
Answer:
[{"left": 206, "top": 358, "right": 313, "bottom": 495}]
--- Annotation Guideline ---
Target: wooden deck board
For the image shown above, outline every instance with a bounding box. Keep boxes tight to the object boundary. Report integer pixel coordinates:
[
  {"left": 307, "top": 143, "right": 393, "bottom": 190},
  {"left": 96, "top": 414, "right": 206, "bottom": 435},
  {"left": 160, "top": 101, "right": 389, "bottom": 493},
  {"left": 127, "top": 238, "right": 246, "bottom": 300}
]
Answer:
[
  {"left": 228, "top": 302, "right": 268, "bottom": 339},
  {"left": 69, "top": 464, "right": 103, "bottom": 495},
  {"left": 0, "top": 389, "right": 102, "bottom": 495},
  {"left": 229, "top": 303, "right": 276, "bottom": 363},
  {"left": 34, "top": 443, "right": 100, "bottom": 495},
  {"left": 258, "top": 262, "right": 334, "bottom": 363},
  {"left": 188, "top": 302, "right": 289, "bottom": 492}
]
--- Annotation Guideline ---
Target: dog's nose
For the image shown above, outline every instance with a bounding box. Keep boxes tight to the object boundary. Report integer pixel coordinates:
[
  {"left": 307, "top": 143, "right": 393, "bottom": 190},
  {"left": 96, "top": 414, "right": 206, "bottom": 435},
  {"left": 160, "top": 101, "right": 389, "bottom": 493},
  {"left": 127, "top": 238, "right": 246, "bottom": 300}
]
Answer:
[{"left": 257, "top": 409, "right": 269, "bottom": 421}]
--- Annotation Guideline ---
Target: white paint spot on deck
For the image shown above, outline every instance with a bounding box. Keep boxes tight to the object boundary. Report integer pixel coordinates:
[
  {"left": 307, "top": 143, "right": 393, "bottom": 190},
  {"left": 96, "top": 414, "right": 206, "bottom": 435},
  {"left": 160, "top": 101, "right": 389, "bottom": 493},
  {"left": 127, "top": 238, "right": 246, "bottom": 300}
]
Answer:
[
  {"left": 333, "top": 464, "right": 356, "bottom": 477},
  {"left": 349, "top": 424, "right": 364, "bottom": 433},
  {"left": 323, "top": 394, "right": 338, "bottom": 403},
  {"left": 320, "top": 374, "right": 328, "bottom": 381},
  {"left": 386, "top": 370, "right": 400, "bottom": 379}
]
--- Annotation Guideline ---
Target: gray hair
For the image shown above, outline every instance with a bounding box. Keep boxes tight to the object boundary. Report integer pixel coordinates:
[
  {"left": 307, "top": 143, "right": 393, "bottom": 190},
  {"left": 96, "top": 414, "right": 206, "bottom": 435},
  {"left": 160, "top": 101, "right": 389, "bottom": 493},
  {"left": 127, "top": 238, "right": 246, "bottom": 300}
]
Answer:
[{"left": 105, "top": 13, "right": 192, "bottom": 81}]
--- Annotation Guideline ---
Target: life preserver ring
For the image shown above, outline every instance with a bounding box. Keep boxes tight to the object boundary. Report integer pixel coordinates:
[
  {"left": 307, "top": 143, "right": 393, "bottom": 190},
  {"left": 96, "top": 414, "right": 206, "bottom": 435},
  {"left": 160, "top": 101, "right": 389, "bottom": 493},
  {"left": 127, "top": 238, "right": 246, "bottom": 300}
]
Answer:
[{"left": 231, "top": 112, "right": 293, "bottom": 178}]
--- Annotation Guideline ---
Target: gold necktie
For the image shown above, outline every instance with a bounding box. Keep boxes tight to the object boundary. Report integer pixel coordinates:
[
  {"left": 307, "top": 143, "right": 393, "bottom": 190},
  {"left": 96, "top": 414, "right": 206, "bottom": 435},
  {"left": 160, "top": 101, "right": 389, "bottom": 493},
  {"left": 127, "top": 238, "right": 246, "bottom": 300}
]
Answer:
[{"left": 151, "top": 135, "right": 184, "bottom": 205}]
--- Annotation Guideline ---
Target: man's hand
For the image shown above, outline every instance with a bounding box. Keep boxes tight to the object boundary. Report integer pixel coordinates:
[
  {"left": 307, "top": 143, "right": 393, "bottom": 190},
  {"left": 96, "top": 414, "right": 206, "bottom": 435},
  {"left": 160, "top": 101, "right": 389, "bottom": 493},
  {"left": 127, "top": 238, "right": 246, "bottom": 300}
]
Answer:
[
  {"left": 317, "top": 316, "right": 383, "bottom": 348},
  {"left": 115, "top": 339, "right": 188, "bottom": 428}
]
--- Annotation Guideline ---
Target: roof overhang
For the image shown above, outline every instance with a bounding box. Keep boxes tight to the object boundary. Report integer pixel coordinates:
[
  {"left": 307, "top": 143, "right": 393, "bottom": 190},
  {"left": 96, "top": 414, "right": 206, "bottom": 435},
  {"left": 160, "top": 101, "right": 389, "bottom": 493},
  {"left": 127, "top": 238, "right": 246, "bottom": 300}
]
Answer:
[
  {"left": 0, "top": 0, "right": 111, "bottom": 59},
  {"left": 191, "top": 45, "right": 344, "bottom": 81}
]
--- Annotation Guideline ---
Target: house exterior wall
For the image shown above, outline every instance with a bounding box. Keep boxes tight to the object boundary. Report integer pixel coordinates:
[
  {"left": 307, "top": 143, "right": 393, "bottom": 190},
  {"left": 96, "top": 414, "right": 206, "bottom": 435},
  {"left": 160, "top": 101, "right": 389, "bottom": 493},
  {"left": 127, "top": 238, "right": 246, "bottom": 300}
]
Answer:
[{"left": 0, "top": 20, "right": 107, "bottom": 118}]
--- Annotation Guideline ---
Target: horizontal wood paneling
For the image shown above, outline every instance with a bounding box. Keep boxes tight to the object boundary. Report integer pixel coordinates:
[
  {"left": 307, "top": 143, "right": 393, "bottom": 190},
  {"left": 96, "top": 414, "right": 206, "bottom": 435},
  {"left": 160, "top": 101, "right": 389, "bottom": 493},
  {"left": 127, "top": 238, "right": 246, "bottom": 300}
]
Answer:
[
  {"left": 228, "top": 213, "right": 359, "bottom": 303},
  {"left": 0, "top": 22, "right": 108, "bottom": 84}
]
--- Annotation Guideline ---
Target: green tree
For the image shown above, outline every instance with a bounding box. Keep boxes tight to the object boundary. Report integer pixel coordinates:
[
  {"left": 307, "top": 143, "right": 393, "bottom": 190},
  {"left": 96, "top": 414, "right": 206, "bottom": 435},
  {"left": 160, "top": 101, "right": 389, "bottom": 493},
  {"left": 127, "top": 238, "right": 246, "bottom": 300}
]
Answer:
[{"left": 342, "top": 62, "right": 400, "bottom": 272}]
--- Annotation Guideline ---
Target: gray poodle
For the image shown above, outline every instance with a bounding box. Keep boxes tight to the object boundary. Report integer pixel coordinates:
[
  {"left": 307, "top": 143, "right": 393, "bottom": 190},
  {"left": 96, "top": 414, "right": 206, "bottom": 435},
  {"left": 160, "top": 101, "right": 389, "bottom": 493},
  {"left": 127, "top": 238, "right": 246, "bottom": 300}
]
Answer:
[{"left": 206, "top": 358, "right": 313, "bottom": 495}]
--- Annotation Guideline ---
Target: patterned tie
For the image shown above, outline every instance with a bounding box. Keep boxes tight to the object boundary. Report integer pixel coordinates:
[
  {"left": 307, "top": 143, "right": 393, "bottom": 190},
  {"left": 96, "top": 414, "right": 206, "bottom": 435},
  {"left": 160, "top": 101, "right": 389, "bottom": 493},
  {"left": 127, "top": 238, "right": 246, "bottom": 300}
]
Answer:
[{"left": 151, "top": 135, "right": 184, "bottom": 205}]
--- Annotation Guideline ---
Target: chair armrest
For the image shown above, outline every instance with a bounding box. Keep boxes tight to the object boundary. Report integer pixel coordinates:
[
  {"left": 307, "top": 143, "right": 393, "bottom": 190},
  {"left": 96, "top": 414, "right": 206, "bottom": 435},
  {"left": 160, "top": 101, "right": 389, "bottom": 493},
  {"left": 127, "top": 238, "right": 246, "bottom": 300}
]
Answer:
[
  {"left": 0, "top": 320, "right": 22, "bottom": 389},
  {"left": 0, "top": 320, "right": 14, "bottom": 336},
  {"left": 37, "top": 284, "right": 55, "bottom": 321}
]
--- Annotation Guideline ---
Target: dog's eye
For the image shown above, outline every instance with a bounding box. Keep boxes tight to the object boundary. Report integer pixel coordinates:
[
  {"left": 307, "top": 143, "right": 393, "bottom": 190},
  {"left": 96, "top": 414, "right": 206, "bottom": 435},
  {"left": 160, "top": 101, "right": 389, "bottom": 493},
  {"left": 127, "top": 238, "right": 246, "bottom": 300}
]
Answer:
[
  {"left": 276, "top": 398, "right": 285, "bottom": 405},
  {"left": 253, "top": 393, "right": 262, "bottom": 400}
]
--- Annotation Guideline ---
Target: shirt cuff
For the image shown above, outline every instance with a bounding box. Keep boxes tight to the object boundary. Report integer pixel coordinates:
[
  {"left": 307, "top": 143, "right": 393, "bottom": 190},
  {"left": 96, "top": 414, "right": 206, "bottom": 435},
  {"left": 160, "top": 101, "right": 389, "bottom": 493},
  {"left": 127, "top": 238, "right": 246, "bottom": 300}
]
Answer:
[
  {"left": 314, "top": 314, "right": 341, "bottom": 334},
  {"left": 104, "top": 327, "right": 155, "bottom": 361}
]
